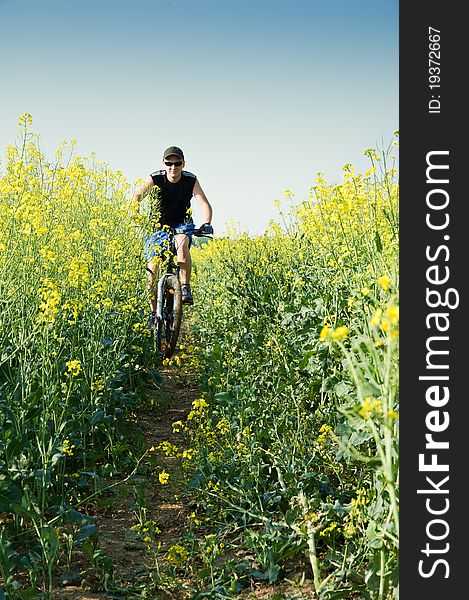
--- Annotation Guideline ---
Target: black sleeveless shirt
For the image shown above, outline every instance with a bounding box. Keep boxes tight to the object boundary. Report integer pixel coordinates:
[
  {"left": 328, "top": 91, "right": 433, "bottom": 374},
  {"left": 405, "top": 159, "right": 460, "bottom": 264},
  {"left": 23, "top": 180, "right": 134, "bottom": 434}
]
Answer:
[{"left": 149, "top": 170, "right": 196, "bottom": 228}]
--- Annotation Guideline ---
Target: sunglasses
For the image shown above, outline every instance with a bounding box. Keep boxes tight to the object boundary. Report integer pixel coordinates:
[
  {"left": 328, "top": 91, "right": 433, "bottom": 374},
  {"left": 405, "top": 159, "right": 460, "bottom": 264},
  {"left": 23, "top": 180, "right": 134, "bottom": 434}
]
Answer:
[{"left": 164, "top": 160, "right": 183, "bottom": 167}]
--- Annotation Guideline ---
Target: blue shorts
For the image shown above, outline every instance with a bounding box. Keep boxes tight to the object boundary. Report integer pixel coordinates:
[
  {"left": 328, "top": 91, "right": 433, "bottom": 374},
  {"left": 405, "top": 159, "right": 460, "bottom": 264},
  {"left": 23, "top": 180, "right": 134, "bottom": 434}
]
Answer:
[{"left": 144, "top": 222, "right": 195, "bottom": 260}]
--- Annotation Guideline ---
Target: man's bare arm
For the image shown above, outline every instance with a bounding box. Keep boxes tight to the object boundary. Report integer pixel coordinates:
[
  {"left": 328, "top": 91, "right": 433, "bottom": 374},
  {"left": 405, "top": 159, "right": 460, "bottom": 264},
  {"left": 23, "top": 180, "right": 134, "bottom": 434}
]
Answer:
[
  {"left": 132, "top": 175, "right": 154, "bottom": 203},
  {"left": 127, "top": 175, "right": 154, "bottom": 215},
  {"left": 193, "top": 179, "right": 213, "bottom": 224}
]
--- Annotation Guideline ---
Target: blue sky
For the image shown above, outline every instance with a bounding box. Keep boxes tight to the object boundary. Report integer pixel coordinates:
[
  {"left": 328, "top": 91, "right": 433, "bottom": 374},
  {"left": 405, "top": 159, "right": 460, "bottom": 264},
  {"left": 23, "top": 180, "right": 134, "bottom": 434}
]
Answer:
[{"left": 0, "top": 0, "right": 398, "bottom": 235}]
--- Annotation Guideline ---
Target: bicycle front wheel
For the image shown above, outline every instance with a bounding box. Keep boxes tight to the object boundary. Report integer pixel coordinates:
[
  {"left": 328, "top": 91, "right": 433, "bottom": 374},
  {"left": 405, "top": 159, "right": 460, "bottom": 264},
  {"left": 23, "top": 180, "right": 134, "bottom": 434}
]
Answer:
[{"left": 156, "top": 274, "right": 182, "bottom": 359}]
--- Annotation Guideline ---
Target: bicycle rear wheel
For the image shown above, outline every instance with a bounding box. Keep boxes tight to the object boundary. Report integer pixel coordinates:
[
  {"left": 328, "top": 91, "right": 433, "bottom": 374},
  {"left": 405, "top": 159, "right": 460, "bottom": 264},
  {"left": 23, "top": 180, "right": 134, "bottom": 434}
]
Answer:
[{"left": 156, "top": 274, "right": 182, "bottom": 359}]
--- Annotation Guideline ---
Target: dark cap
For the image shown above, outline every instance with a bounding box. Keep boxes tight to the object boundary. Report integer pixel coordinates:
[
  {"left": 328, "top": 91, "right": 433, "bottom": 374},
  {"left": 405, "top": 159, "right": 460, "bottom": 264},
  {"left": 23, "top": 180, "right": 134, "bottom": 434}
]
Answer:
[{"left": 163, "top": 146, "right": 184, "bottom": 161}]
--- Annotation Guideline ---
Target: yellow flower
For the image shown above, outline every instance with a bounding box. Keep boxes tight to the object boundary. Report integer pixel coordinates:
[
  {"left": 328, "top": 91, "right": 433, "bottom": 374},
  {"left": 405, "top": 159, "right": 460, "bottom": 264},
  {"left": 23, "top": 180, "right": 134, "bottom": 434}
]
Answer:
[
  {"left": 178, "top": 448, "right": 194, "bottom": 460},
  {"left": 192, "top": 398, "right": 208, "bottom": 410},
  {"left": 65, "top": 360, "right": 82, "bottom": 377},
  {"left": 370, "top": 308, "right": 382, "bottom": 327},
  {"left": 331, "top": 326, "right": 348, "bottom": 341},
  {"left": 319, "top": 325, "right": 331, "bottom": 341},
  {"left": 317, "top": 424, "right": 333, "bottom": 445},
  {"left": 167, "top": 544, "right": 188, "bottom": 565},
  {"left": 359, "top": 396, "right": 383, "bottom": 419},
  {"left": 381, "top": 318, "right": 390, "bottom": 332},
  {"left": 62, "top": 439, "right": 76, "bottom": 456},
  {"left": 101, "top": 298, "right": 113, "bottom": 309},
  {"left": 37, "top": 280, "right": 62, "bottom": 324},
  {"left": 18, "top": 112, "right": 33, "bottom": 127},
  {"left": 189, "top": 511, "right": 202, "bottom": 526},
  {"left": 319, "top": 521, "right": 340, "bottom": 537},
  {"left": 378, "top": 275, "right": 391, "bottom": 292},
  {"left": 385, "top": 304, "right": 399, "bottom": 325},
  {"left": 215, "top": 418, "right": 230, "bottom": 435},
  {"left": 158, "top": 470, "right": 170, "bottom": 485},
  {"left": 305, "top": 512, "right": 319, "bottom": 523},
  {"left": 91, "top": 378, "right": 104, "bottom": 392},
  {"left": 158, "top": 441, "right": 178, "bottom": 456}
]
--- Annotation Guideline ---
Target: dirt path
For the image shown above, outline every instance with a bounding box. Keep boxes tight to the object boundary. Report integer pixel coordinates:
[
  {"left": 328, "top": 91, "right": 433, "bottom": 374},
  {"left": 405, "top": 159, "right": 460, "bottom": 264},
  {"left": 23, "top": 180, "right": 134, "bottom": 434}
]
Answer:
[{"left": 51, "top": 357, "right": 200, "bottom": 600}]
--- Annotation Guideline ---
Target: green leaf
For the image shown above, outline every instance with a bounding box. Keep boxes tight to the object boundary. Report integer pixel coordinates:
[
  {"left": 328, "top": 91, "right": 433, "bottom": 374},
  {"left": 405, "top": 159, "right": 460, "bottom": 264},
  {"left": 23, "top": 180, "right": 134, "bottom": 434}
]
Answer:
[
  {"left": 91, "top": 408, "right": 105, "bottom": 425},
  {"left": 249, "top": 570, "right": 270, "bottom": 580},
  {"left": 40, "top": 526, "right": 59, "bottom": 560},
  {"left": 0, "top": 477, "right": 22, "bottom": 512},
  {"left": 213, "top": 392, "right": 234, "bottom": 404},
  {"left": 74, "top": 523, "right": 97, "bottom": 545},
  {"left": 366, "top": 522, "right": 383, "bottom": 548},
  {"left": 374, "top": 231, "right": 383, "bottom": 252},
  {"left": 349, "top": 429, "right": 374, "bottom": 446},
  {"left": 298, "top": 351, "right": 313, "bottom": 370},
  {"left": 267, "top": 564, "right": 280, "bottom": 583},
  {"left": 334, "top": 381, "right": 353, "bottom": 398},
  {"left": 6, "top": 435, "right": 28, "bottom": 459},
  {"left": 51, "top": 452, "right": 63, "bottom": 466}
]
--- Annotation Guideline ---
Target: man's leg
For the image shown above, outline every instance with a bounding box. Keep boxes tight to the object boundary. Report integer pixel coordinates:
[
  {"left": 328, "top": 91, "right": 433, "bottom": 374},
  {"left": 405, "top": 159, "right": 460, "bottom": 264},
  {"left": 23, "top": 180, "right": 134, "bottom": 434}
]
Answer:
[
  {"left": 147, "top": 257, "right": 160, "bottom": 313},
  {"left": 175, "top": 234, "right": 191, "bottom": 284},
  {"left": 144, "top": 232, "right": 165, "bottom": 320}
]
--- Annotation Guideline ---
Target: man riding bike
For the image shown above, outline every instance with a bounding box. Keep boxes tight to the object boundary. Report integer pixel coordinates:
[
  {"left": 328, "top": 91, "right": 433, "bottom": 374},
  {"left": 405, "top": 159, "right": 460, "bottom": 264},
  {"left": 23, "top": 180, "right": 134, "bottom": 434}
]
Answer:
[{"left": 130, "top": 146, "right": 213, "bottom": 327}]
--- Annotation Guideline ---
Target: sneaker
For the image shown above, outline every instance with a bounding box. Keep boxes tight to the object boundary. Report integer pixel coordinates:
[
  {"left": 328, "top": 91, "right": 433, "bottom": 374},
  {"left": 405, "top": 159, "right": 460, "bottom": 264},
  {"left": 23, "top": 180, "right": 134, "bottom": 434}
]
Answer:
[
  {"left": 181, "top": 284, "right": 194, "bottom": 305},
  {"left": 147, "top": 311, "right": 157, "bottom": 330}
]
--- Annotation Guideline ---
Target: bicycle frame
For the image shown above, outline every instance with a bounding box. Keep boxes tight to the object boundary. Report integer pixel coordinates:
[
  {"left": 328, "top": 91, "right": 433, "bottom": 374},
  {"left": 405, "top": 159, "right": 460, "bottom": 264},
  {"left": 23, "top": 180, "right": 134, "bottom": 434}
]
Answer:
[{"left": 155, "top": 236, "right": 179, "bottom": 324}]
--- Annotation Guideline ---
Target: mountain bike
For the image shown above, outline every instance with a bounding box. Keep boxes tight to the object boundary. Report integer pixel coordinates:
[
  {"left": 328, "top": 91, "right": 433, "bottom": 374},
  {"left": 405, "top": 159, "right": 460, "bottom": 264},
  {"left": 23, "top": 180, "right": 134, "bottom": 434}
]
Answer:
[{"left": 150, "top": 226, "right": 211, "bottom": 360}]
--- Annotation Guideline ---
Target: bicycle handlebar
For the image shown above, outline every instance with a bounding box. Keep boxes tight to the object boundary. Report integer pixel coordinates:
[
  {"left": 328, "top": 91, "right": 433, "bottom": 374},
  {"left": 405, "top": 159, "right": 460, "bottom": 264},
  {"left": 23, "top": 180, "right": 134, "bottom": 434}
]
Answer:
[{"left": 192, "top": 227, "right": 213, "bottom": 238}]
